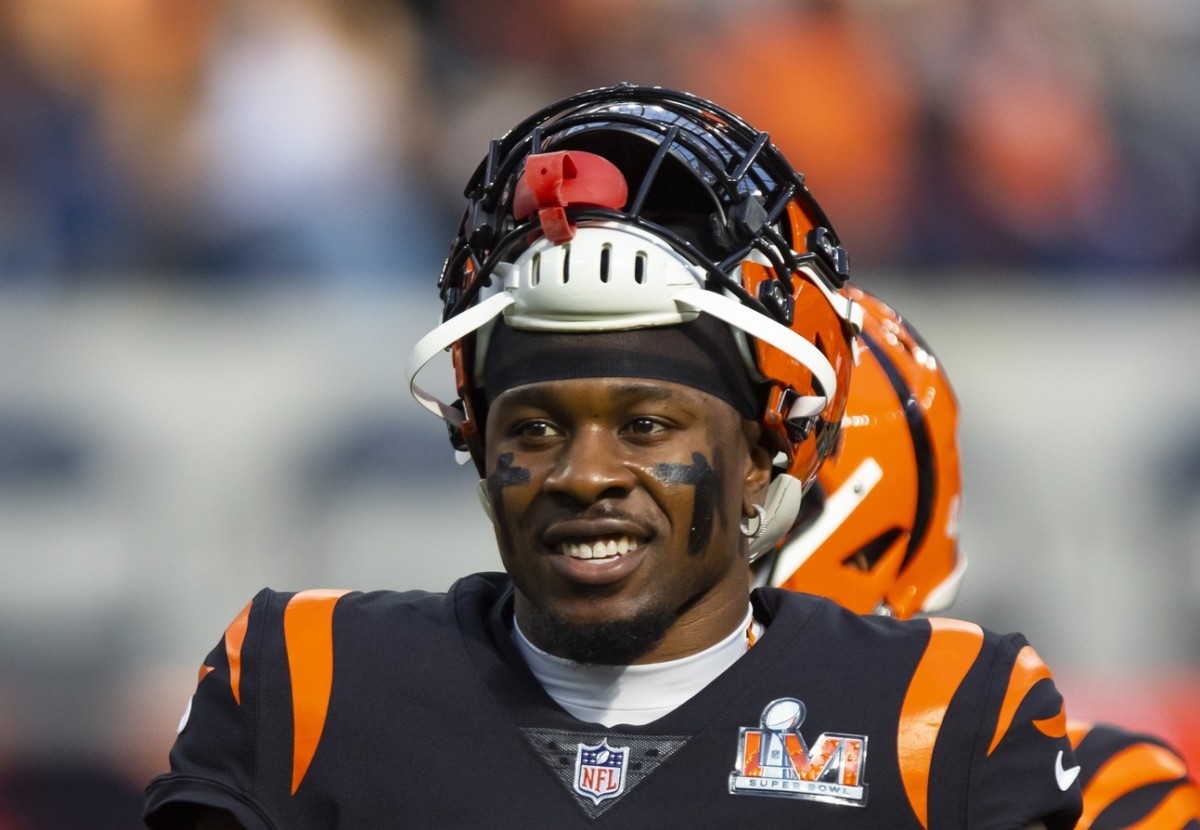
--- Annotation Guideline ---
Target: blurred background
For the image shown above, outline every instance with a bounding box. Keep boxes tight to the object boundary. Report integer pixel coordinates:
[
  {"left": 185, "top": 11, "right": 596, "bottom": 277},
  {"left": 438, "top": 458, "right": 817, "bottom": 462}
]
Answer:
[{"left": 1, "top": 0, "right": 1198, "bottom": 824}]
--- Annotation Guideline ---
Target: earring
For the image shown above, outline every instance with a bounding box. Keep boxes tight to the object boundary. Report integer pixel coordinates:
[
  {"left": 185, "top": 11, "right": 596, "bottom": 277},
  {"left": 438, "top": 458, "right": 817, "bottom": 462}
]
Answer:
[{"left": 740, "top": 504, "right": 768, "bottom": 539}]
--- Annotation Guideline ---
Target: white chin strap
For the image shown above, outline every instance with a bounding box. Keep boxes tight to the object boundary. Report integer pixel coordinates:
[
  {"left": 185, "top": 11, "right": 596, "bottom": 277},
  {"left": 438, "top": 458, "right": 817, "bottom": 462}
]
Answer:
[{"left": 406, "top": 290, "right": 515, "bottom": 428}]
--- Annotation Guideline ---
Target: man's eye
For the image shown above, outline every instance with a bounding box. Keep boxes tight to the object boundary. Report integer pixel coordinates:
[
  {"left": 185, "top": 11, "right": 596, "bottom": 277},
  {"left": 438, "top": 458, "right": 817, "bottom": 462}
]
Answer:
[
  {"left": 625, "top": 417, "right": 666, "bottom": 436},
  {"left": 519, "top": 420, "right": 560, "bottom": 439}
]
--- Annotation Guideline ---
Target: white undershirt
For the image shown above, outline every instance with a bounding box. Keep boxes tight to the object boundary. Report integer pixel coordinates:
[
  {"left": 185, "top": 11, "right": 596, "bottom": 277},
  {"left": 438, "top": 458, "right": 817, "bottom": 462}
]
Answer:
[{"left": 512, "top": 606, "right": 761, "bottom": 727}]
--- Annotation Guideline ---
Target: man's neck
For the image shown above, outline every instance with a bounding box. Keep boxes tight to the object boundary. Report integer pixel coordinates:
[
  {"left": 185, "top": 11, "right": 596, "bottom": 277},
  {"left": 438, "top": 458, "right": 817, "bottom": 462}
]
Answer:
[{"left": 512, "top": 606, "right": 760, "bottom": 727}]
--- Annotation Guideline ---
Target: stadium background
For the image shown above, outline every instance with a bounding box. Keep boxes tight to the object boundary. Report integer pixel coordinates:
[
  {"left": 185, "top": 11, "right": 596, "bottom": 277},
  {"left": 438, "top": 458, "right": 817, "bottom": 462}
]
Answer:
[{"left": 1, "top": 0, "right": 1198, "bottom": 823}]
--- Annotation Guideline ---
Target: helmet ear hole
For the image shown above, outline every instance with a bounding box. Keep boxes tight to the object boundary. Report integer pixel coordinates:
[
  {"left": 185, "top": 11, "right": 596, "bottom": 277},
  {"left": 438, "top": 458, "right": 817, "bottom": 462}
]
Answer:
[{"left": 844, "top": 527, "right": 905, "bottom": 571}]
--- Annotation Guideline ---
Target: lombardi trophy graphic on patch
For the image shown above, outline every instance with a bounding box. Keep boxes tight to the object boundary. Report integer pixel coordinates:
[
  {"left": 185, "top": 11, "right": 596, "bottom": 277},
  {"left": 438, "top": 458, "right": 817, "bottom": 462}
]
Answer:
[{"left": 759, "top": 698, "right": 807, "bottom": 778}]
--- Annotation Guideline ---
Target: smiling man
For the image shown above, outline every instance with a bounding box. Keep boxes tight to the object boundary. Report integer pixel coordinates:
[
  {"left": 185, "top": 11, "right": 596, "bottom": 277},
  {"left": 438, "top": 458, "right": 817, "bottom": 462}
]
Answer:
[
  {"left": 143, "top": 85, "right": 1082, "bottom": 830},
  {"left": 482, "top": 317, "right": 772, "bottom": 669}
]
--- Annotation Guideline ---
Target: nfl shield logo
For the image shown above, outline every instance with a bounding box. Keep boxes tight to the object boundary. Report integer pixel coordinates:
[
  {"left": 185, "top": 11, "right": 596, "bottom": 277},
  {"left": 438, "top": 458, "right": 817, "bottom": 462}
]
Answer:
[{"left": 573, "top": 739, "right": 629, "bottom": 804}]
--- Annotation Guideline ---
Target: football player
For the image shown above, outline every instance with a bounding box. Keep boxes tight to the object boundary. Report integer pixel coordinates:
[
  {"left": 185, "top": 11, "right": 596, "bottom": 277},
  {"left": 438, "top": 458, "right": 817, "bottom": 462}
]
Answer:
[
  {"left": 144, "top": 84, "right": 1081, "bottom": 829},
  {"left": 756, "top": 288, "right": 1200, "bottom": 829}
]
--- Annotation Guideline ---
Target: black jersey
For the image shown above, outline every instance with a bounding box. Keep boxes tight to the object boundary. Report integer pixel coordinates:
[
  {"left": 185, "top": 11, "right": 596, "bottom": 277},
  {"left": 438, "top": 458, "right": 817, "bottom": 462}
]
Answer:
[
  {"left": 144, "top": 573, "right": 1081, "bottom": 829},
  {"left": 1069, "top": 720, "right": 1200, "bottom": 829}
]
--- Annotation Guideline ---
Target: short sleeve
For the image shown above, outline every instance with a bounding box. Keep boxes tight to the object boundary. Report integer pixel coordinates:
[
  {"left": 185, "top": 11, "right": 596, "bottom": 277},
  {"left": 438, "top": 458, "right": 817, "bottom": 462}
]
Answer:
[
  {"left": 143, "top": 590, "right": 279, "bottom": 830},
  {"left": 967, "top": 636, "right": 1083, "bottom": 830}
]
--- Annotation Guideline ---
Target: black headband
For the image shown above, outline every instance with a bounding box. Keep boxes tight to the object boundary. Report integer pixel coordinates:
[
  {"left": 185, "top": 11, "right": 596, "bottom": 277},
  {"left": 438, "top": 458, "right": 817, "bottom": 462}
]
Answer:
[{"left": 482, "top": 315, "right": 762, "bottom": 420}]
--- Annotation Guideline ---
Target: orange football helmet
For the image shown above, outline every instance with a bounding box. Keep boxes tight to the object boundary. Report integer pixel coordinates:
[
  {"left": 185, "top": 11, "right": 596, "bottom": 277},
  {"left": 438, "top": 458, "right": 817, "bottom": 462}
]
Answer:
[
  {"left": 760, "top": 288, "right": 966, "bottom": 617},
  {"left": 406, "top": 84, "right": 862, "bottom": 555}
]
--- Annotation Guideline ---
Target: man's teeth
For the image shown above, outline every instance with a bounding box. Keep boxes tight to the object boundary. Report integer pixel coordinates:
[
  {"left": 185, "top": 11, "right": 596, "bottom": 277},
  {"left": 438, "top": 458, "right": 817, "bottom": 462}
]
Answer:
[{"left": 561, "top": 536, "right": 640, "bottom": 560}]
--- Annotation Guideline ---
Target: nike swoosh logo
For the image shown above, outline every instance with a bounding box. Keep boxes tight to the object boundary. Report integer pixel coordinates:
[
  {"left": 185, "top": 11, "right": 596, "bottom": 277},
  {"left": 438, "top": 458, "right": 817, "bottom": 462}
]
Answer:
[{"left": 1055, "top": 750, "right": 1081, "bottom": 791}]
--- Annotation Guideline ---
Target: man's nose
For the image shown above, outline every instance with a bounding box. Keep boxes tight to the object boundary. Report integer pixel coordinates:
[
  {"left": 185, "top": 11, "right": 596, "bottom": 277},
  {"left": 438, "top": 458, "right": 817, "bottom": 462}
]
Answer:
[{"left": 543, "top": 425, "right": 636, "bottom": 503}]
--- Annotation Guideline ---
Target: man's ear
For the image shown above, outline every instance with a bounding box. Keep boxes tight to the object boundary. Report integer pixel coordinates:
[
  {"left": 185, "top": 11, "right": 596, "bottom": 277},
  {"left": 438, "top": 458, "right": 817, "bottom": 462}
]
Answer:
[{"left": 743, "top": 438, "right": 774, "bottom": 508}]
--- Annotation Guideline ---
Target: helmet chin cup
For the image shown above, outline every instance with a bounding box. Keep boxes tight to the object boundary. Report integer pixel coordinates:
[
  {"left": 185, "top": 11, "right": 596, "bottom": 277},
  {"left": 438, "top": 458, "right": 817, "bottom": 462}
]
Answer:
[{"left": 747, "top": 473, "right": 804, "bottom": 563}]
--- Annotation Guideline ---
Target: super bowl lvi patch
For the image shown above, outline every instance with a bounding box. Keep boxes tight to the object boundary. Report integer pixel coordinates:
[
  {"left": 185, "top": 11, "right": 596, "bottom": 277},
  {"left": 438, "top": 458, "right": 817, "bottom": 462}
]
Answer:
[{"left": 729, "top": 697, "right": 869, "bottom": 806}]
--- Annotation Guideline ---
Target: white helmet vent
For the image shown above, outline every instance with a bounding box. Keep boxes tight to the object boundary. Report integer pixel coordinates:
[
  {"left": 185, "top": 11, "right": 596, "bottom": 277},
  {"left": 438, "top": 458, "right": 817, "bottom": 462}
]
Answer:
[{"left": 499, "top": 223, "right": 704, "bottom": 332}]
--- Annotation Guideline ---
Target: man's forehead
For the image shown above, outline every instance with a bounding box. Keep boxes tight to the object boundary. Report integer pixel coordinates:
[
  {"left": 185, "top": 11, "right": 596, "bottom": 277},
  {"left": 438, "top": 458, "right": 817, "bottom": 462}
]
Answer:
[{"left": 481, "top": 317, "right": 761, "bottom": 420}]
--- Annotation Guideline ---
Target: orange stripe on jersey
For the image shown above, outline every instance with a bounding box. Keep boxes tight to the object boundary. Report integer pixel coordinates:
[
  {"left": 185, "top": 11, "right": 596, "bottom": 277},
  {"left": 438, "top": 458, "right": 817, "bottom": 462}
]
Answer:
[
  {"left": 986, "top": 645, "right": 1056, "bottom": 756},
  {"left": 284, "top": 589, "right": 350, "bottom": 795},
  {"left": 897, "top": 617, "right": 985, "bottom": 830},
  {"left": 1076, "top": 742, "right": 1190, "bottom": 830},
  {"left": 198, "top": 664, "right": 215, "bottom": 685},
  {"left": 224, "top": 600, "right": 252, "bottom": 705},
  {"left": 1119, "top": 781, "right": 1200, "bottom": 830},
  {"left": 1032, "top": 703, "right": 1067, "bottom": 740}
]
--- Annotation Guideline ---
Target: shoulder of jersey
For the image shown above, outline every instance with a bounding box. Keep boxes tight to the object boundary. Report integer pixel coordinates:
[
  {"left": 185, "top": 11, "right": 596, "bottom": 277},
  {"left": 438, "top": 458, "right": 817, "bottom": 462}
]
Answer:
[
  {"left": 193, "top": 580, "right": 497, "bottom": 710},
  {"left": 190, "top": 584, "right": 477, "bottom": 796}
]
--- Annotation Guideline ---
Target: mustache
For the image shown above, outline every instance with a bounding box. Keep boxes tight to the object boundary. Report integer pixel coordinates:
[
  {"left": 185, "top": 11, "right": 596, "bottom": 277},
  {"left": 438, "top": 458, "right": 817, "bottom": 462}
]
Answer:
[{"left": 545, "top": 500, "right": 641, "bottom": 524}]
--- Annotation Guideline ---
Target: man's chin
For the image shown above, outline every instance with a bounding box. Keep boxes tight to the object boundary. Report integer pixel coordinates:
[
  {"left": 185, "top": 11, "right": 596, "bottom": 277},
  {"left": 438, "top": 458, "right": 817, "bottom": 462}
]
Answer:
[{"left": 523, "top": 606, "right": 675, "bottom": 665}]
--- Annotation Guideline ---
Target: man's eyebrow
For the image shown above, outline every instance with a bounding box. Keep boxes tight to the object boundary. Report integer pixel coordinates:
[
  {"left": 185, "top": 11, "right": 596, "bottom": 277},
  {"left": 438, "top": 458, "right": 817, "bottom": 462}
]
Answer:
[
  {"left": 616, "top": 382, "right": 677, "bottom": 403},
  {"left": 496, "top": 385, "right": 555, "bottom": 408}
]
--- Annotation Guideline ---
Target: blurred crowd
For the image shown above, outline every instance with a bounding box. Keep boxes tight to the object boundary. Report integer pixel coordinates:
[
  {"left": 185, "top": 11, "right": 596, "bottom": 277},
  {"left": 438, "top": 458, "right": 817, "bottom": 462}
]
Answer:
[{"left": 2, "top": 0, "right": 1198, "bottom": 288}]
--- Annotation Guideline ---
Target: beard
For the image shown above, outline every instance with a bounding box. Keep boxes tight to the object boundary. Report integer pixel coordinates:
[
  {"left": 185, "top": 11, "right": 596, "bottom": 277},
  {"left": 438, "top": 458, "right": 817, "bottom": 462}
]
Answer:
[{"left": 522, "top": 605, "right": 677, "bottom": 665}]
